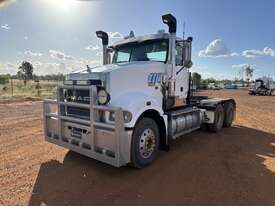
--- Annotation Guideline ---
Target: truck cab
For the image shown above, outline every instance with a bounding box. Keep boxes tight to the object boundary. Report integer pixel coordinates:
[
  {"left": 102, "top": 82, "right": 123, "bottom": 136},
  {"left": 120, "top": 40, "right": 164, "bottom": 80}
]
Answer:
[
  {"left": 249, "top": 77, "right": 274, "bottom": 96},
  {"left": 43, "top": 14, "right": 236, "bottom": 168}
]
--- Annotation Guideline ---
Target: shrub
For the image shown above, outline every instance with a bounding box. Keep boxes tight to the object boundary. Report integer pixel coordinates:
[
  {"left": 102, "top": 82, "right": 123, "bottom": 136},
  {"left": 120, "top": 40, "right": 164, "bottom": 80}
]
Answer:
[{"left": 0, "top": 75, "right": 10, "bottom": 85}]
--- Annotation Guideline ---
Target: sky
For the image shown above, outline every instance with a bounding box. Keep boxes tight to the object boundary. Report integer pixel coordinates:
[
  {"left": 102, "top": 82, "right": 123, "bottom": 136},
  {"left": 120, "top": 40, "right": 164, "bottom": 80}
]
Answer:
[{"left": 0, "top": 0, "right": 275, "bottom": 79}]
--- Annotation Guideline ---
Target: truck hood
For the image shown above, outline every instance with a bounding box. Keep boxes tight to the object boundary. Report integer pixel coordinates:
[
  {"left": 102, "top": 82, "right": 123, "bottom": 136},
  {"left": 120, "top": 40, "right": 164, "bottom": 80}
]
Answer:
[{"left": 67, "top": 61, "right": 165, "bottom": 81}]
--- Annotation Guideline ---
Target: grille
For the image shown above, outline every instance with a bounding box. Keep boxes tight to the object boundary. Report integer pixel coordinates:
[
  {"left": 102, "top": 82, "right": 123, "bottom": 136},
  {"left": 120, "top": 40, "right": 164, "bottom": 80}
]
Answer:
[
  {"left": 65, "top": 89, "right": 91, "bottom": 119},
  {"left": 67, "top": 107, "right": 90, "bottom": 119}
]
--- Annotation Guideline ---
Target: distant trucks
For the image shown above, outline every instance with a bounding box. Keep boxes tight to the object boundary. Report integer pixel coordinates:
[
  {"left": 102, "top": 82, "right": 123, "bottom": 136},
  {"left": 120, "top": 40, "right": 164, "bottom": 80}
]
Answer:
[
  {"left": 249, "top": 77, "right": 274, "bottom": 96},
  {"left": 224, "top": 83, "right": 238, "bottom": 89},
  {"left": 208, "top": 83, "right": 220, "bottom": 90}
]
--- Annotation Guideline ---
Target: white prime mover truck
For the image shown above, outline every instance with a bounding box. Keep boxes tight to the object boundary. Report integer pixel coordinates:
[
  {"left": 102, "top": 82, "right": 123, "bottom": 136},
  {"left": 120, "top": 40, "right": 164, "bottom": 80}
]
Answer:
[
  {"left": 43, "top": 14, "right": 236, "bottom": 168},
  {"left": 249, "top": 77, "right": 274, "bottom": 96}
]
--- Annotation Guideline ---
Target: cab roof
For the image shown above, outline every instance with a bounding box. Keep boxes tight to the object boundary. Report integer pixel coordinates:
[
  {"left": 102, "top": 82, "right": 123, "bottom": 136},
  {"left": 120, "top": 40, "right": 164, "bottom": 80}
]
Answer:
[{"left": 112, "top": 32, "right": 182, "bottom": 47}]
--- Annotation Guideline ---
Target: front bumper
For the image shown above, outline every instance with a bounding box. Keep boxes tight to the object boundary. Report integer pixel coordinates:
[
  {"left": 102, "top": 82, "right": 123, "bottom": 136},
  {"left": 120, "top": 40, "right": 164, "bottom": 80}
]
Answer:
[{"left": 43, "top": 85, "right": 132, "bottom": 167}]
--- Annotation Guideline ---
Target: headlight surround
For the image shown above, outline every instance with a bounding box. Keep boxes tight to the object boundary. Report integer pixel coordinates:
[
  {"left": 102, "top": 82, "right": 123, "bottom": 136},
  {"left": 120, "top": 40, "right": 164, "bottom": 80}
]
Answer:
[{"left": 97, "top": 88, "right": 110, "bottom": 105}]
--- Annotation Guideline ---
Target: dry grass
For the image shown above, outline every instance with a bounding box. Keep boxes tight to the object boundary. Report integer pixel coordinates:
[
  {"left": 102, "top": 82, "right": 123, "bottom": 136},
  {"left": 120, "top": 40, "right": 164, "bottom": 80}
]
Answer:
[{"left": 0, "top": 80, "right": 61, "bottom": 101}]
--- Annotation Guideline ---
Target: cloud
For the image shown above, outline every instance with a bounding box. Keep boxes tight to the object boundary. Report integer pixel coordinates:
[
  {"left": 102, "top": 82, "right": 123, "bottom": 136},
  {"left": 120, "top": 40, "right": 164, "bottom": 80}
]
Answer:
[
  {"left": 0, "top": 0, "right": 16, "bottom": 8},
  {"left": 75, "top": 58, "right": 100, "bottom": 67},
  {"left": 232, "top": 63, "right": 255, "bottom": 69},
  {"left": 24, "top": 50, "right": 43, "bottom": 57},
  {"left": 198, "top": 39, "right": 236, "bottom": 57},
  {"left": 242, "top": 49, "right": 264, "bottom": 58},
  {"left": 199, "top": 39, "right": 275, "bottom": 59},
  {"left": 263, "top": 47, "right": 275, "bottom": 57},
  {"left": 31, "top": 62, "right": 76, "bottom": 75},
  {"left": 29, "top": 62, "right": 79, "bottom": 75},
  {"left": 0, "top": 62, "right": 18, "bottom": 75},
  {"left": 30, "top": 62, "right": 70, "bottom": 75},
  {"left": 36, "top": 56, "right": 100, "bottom": 75},
  {"left": 1, "top": 23, "right": 11, "bottom": 30},
  {"left": 107, "top": 32, "right": 124, "bottom": 39},
  {"left": 241, "top": 47, "right": 275, "bottom": 58},
  {"left": 86, "top": 44, "right": 100, "bottom": 51},
  {"left": 49, "top": 50, "right": 74, "bottom": 60},
  {"left": 24, "top": 36, "right": 29, "bottom": 40},
  {"left": 231, "top": 53, "right": 240, "bottom": 56},
  {"left": 0, "top": 56, "right": 101, "bottom": 75}
]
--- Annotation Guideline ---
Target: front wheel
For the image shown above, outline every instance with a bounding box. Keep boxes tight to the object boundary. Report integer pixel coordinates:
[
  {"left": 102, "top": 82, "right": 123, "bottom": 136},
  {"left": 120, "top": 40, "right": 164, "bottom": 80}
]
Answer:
[{"left": 130, "top": 118, "right": 159, "bottom": 168}]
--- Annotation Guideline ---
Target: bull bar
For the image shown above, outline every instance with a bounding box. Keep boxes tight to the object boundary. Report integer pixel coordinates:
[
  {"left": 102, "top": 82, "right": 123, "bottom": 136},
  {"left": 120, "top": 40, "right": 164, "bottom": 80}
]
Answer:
[{"left": 43, "top": 85, "right": 132, "bottom": 167}]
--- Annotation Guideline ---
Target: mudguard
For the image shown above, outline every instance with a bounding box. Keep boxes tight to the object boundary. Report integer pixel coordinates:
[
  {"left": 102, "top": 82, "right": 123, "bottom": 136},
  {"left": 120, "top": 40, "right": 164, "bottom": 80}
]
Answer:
[
  {"left": 110, "top": 92, "right": 167, "bottom": 128},
  {"left": 199, "top": 98, "right": 236, "bottom": 111}
]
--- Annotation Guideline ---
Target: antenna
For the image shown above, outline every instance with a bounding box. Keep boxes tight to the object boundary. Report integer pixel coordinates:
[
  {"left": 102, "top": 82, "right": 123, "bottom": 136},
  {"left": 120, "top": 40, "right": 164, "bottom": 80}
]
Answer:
[{"left": 183, "top": 21, "right": 186, "bottom": 40}]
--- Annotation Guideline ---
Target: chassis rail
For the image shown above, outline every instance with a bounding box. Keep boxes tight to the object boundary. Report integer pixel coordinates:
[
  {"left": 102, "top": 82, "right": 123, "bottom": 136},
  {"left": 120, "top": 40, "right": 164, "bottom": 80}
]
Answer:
[{"left": 43, "top": 85, "right": 131, "bottom": 167}]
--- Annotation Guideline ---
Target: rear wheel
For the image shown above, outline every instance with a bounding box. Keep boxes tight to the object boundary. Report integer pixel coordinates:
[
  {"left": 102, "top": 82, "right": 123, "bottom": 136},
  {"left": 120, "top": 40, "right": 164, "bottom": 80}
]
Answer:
[
  {"left": 223, "top": 102, "right": 234, "bottom": 127},
  {"left": 208, "top": 104, "right": 224, "bottom": 132},
  {"left": 130, "top": 118, "right": 159, "bottom": 168}
]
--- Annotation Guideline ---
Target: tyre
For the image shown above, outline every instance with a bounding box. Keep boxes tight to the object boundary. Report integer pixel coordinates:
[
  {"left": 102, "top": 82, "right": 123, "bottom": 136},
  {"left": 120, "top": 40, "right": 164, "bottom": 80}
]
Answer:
[
  {"left": 208, "top": 104, "right": 224, "bottom": 132},
  {"left": 200, "top": 123, "right": 208, "bottom": 131},
  {"left": 130, "top": 117, "right": 159, "bottom": 168},
  {"left": 223, "top": 102, "right": 234, "bottom": 128}
]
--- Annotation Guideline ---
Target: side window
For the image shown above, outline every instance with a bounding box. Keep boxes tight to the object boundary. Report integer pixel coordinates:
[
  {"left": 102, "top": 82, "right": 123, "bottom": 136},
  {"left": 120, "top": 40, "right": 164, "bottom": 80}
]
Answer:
[
  {"left": 146, "top": 41, "right": 168, "bottom": 62},
  {"left": 176, "top": 46, "right": 183, "bottom": 66},
  {"left": 147, "top": 51, "right": 167, "bottom": 62},
  {"left": 113, "top": 47, "right": 131, "bottom": 63}
]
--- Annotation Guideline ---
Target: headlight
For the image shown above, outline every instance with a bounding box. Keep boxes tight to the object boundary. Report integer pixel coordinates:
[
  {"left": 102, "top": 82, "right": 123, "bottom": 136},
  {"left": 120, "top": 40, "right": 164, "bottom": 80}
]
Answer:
[
  {"left": 97, "top": 88, "right": 110, "bottom": 105},
  {"left": 123, "top": 111, "right": 132, "bottom": 123},
  {"left": 108, "top": 111, "right": 132, "bottom": 123}
]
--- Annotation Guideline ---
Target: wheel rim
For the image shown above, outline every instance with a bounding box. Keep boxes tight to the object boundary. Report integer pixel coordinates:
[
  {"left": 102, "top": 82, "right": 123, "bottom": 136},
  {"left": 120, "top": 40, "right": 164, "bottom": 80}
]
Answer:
[{"left": 139, "top": 128, "right": 156, "bottom": 159}]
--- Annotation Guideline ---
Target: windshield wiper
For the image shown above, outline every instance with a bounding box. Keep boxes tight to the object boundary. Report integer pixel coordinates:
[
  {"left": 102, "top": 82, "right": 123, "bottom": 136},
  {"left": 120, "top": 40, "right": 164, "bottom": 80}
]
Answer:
[{"left": 134, "top": 58, "right": 150, "bottom": 61}]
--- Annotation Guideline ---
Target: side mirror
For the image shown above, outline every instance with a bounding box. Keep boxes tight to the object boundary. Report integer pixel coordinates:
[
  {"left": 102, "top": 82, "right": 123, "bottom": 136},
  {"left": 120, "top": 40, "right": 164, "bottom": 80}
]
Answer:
[{"left": 183, "top": 36, "right": 193, "bottom": 68}]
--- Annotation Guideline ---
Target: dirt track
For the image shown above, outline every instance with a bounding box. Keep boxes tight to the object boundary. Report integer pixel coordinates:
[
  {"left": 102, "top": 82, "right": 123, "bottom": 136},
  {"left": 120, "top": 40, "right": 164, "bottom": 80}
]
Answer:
[{"left": 1, "top": 89, "right": 275, "bottom": 206}]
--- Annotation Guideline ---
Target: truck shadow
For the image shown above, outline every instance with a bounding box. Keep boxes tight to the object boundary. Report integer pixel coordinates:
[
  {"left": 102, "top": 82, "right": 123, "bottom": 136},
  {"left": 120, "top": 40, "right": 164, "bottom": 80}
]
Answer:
[{"left": 28, "top": 126, "right": 275, "bottom": 206}]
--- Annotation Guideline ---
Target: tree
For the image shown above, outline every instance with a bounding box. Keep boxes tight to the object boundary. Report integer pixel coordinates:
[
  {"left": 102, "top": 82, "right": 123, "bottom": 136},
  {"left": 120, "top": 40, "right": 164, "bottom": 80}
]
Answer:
[
  {"left": 202, "top": 78, "right": 217, "bottom": 85},
  {"left": 17, "top": 61, "right": 34, "bottom": 85},
  {"left": 192, "top": 72, "right": 202, "bottom": 87},
  {"left": 244, "top": 65, "right": 254, "bottom": 85},
  {"left": 0, "top": 74, "right": 10, "bottom": 85}
]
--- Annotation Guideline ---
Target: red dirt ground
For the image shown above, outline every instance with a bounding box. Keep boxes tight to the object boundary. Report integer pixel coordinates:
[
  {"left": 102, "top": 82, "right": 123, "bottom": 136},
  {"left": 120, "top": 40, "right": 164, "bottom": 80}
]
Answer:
[{"left": 1, "top": 89, "right": 275, "bottom": 206}]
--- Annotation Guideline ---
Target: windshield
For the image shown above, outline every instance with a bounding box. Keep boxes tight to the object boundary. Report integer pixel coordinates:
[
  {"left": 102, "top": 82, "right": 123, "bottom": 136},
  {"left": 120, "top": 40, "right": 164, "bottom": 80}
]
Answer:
[{"left": 113, "top": 39, "right": 168, "bottom": 63}]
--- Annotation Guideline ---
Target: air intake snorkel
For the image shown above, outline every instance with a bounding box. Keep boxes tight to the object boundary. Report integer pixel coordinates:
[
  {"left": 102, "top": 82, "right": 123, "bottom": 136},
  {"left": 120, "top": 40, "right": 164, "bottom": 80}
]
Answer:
[
  {"left": 96, "top": 31, "right": 109, "bottom": 65},
  {"left": 162, "top": 14, "right": 177, "bottom": 34},
  {"left": 162, "top": 13, "right": 177, "bottom": 72},
  {"left": 161, "top": 14, "right": 178, "bottom": 109}
]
